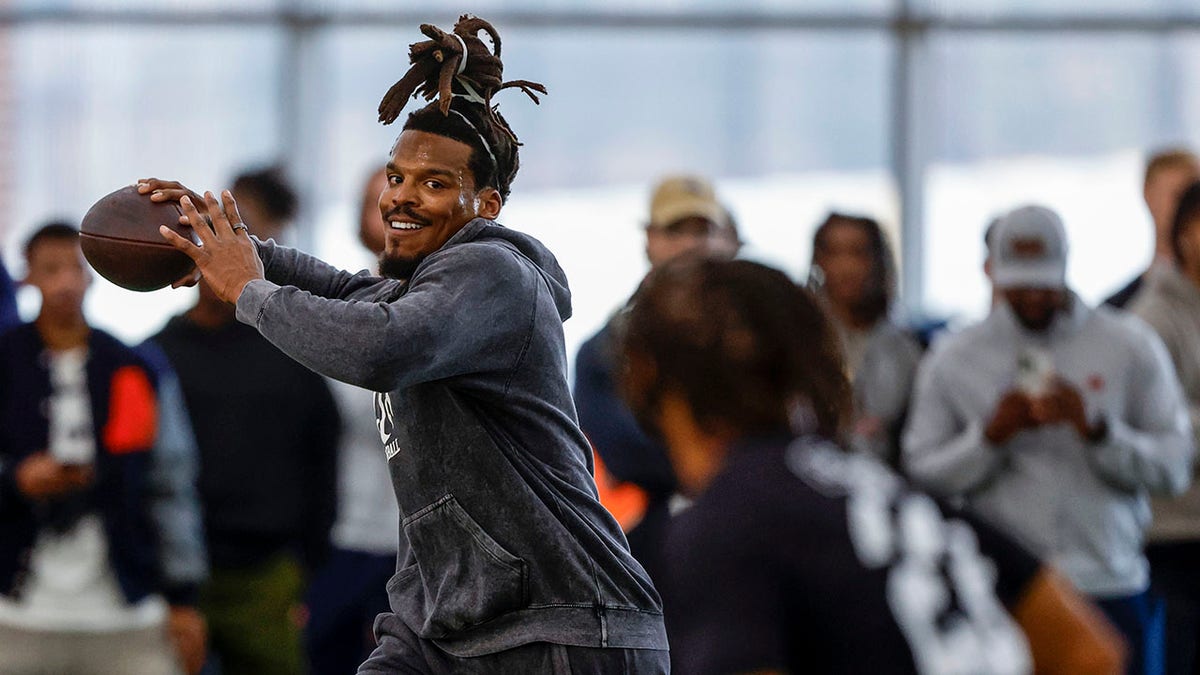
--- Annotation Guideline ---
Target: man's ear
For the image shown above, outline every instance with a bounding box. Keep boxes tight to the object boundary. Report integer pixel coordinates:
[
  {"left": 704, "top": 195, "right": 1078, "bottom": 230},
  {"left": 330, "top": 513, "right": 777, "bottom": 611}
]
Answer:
[{"left": 476, "top": 187, "right": 503, "bottom": 220}]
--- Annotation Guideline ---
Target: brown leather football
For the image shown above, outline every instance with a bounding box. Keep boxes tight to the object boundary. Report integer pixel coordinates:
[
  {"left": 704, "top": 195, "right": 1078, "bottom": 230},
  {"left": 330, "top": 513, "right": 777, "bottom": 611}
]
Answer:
[{"left": 79, "top": 185, "right": 199, "bottom": 292}]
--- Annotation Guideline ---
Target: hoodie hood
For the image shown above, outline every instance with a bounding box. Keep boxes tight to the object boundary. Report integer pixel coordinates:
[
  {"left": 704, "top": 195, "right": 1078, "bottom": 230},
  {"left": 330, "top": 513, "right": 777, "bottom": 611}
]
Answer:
[{"left": 439, "top": 217, "right": 573, "bottom": 322}]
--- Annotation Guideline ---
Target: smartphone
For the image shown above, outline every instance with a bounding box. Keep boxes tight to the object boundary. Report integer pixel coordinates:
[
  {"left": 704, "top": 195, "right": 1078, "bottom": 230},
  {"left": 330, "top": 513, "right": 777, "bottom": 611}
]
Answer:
[{"left": 1015, "top": 347, "right": 1054, "bottom": 398}]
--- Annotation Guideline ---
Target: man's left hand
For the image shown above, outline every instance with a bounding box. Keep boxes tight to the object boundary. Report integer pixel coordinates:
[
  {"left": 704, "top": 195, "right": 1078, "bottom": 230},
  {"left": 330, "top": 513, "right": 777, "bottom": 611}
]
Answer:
[{"left": 159, "top": 190, "right": 265, "bottom": 304}]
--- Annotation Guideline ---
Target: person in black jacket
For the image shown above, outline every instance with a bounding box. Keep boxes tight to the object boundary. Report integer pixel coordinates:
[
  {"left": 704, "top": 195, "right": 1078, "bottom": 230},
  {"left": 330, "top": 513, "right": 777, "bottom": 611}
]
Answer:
[
  {"left": 0, "top": 223, "right": 206, "bottom": 674},
  {"left": 151, "top": 170, "right": 340, "bottom": 675}
]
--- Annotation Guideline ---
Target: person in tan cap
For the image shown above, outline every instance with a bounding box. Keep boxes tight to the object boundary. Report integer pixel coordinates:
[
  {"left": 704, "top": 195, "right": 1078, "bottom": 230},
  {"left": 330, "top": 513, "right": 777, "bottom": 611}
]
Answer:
[
  {"left": 643, "top": 175, "right": 740, "bottom": 267},
  {"left": 573, "top": 174, "right": 740, "bottom": 582}
]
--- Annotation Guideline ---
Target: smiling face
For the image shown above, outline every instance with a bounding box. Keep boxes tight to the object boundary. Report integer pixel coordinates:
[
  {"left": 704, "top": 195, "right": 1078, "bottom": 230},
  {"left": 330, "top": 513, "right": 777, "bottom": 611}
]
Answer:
[{"left": 377, "top": 130, "right": 501, "bottom": 279}]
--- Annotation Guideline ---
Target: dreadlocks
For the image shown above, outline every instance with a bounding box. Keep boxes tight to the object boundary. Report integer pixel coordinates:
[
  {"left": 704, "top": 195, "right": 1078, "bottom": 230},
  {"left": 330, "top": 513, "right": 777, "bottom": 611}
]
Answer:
[{"left": 378, "top": 15, "right": 546, "bottom": 202}]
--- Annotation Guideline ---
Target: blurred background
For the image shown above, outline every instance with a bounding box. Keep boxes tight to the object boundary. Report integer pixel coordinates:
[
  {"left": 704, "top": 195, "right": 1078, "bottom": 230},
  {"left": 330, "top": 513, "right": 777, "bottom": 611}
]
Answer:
[{"left": 3, "top": 0, "right": 1200, "bottom": 364}]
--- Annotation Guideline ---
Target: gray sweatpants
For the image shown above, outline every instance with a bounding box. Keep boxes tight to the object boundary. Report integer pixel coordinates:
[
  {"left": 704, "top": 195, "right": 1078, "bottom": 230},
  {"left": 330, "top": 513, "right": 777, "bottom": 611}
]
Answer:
[
  {"left": 359, "top": 612, "right": 669, "bottom": 674},
  {"left": 0, "top": 623, "right": 182, "bottom": 675}
]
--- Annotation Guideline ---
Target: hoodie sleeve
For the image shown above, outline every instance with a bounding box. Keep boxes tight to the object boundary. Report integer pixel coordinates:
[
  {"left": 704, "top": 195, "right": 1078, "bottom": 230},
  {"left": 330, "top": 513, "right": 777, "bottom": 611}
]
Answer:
[
  {"left": 1084, "top": 323, "right": 1193, "bottom": 496},
  {"left": 254, "top": 238, "right": 397, "bottom": 301},
  {"left": 902, "top": 350, "right": 1007, "bottom": 496},
  {"left": 237, "top": 241, "right": 536, "bottom": 392}
]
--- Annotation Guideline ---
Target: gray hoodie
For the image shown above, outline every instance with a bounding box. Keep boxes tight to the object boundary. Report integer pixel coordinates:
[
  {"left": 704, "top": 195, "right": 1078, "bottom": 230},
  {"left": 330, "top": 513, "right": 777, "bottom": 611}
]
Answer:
[
  {"left": 234, "top": 218, "right": 667, "bottom": 656},
  {"left": 902, "top": 295, "right": 1192, "bottom": 597}
]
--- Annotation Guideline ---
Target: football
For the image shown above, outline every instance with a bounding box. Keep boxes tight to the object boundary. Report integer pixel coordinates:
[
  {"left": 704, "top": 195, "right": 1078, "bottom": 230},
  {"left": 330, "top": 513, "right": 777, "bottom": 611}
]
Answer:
[{"left": 79, "top": 185, "right": 199, "bottom": 292}]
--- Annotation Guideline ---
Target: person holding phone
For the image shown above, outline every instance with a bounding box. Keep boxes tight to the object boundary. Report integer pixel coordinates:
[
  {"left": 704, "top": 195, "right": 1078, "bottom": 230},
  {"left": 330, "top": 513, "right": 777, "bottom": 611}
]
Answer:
[
  {"left": 904, "top": 206, "right": 1194, "bottom": 675},
  {"left": 0, "top": 223, "right": 206, "bottom": 674}
]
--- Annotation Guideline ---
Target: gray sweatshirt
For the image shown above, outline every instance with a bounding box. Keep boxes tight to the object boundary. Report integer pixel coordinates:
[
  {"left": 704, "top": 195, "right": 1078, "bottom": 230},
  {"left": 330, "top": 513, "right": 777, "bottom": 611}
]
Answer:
[
  {"left": 234, "top": 218, "right": 666, "bottom": 656},
  {"left": 836, "top": 317, "right": 922, "bottom": 464},
  {"left": 902, "top": 294, "right": 1193, "bottom": 597},
  {"left": 1130, "top": 263, "right": 1200, "bottom": 542}
]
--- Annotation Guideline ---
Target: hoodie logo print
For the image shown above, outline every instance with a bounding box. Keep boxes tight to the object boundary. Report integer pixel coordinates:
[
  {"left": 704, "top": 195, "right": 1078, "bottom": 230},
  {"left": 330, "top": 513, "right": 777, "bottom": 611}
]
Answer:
[{"left": 374, "top": 392, "right": 402, "bottom": 460}]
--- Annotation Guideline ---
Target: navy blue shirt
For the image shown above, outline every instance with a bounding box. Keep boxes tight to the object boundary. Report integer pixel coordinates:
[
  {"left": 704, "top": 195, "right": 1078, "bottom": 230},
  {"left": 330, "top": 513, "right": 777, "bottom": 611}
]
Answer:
[
  {"left": 574, "top": 316, "right": 677, "bottom": 496},
  {"left": 661, "top": 435, "right": 1039, "bottom": 675},
  {"left": 0, "top": 258, "right": 18, "bottom": 333}
]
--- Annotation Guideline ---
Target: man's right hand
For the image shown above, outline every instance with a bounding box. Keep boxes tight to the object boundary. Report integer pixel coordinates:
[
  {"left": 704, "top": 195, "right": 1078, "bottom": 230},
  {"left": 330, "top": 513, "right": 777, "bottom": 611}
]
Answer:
[
  {"left": 14, "top": 453, "right": 94, "bottom": 500},
  {"left": 984, "top": 390, "right": 1037, "bottom": 445},
  {"left": 137, "top": 178, "right": 209, "bottom": 289}
]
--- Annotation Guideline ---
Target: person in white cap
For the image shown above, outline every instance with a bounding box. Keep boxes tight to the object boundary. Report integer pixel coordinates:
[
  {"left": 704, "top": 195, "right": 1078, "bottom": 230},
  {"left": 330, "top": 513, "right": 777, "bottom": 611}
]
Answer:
[{"left": 903, "top": 204, "right": 1194, "bottom": 675}]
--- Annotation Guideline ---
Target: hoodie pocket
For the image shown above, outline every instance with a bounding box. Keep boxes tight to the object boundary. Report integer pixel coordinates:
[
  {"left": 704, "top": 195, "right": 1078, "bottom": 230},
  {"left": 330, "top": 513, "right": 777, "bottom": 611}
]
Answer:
[{"left": 400, "top": 494, "right": 527, "bottom": 637}]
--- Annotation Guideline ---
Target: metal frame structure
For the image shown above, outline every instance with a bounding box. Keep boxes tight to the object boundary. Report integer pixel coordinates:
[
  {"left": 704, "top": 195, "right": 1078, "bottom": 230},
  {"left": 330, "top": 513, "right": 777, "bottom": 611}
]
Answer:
[{"left": 6, "top": 2, "right": 1200, "bottom": 311}]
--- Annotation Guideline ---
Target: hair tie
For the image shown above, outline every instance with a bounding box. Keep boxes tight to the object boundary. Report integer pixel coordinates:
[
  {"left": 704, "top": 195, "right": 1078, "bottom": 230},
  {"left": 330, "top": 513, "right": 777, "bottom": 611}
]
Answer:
[
  {"left": 453, "top": 78, "right": 489, "bottom": 106},
  {"left": 451, "top": 34, "right": 468, "bottom": 74},
  {"left": 449, "top": 109, "right": 497, "bottom": 168}
]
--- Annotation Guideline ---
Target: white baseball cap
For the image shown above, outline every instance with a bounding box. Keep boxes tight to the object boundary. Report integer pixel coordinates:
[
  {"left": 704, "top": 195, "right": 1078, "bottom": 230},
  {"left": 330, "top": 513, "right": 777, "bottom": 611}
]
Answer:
[{"left": 990, "top": 205, "right": 1068, "bottom": 290}]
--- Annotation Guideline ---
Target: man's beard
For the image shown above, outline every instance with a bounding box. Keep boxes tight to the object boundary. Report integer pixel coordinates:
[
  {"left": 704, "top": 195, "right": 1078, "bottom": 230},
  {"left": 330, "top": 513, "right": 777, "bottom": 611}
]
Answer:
[
  {"left": 377, "top": 205, "right": 433, "bottom": 280},
  {"left": 378, "top": 252, "right": 423, "bottom": 280}
]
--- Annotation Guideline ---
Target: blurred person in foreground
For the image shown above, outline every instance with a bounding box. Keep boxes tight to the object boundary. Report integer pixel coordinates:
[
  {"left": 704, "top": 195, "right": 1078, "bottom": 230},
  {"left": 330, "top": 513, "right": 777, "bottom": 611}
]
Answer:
[
  {"left": 1106, "top": 149, "right": 1200, "bottom": 309},
  {"left": 304, "top": 165, "right": 402, "bottom": 674},
  {"left": 151, "top": 167, "right": 341, "bottom": 675},
  {"left": 809, "top": 212, "right": 922, "bottom": 466},
  {"left": 574, "top": 174, "right": 740, "bottom": 574},
  {"left": 0, "top": 223, "right": 206, "bottom": 674},
  {"left": 620, "top": 255, "right": 1125, "bottom": 675},
  {"left": 1131, "top": 180, "right": 1200, "bottom": 675},
  {"left": 904, "top": 205, "right": 1193, "bottom": 675}
]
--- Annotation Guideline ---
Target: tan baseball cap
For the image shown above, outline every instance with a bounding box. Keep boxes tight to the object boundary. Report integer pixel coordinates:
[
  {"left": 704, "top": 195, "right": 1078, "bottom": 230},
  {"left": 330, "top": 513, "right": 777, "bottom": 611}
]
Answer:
[{"left": 648, "top": 175, "right": 727, "bottom": 229}]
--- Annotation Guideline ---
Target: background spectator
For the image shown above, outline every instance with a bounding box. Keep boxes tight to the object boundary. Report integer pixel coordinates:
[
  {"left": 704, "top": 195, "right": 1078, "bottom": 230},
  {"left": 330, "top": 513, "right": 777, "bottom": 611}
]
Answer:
[
  {"left": 809, "top": 212, "right": 922, "bottom": 466},
  {"left": 0, "top": 223, "right": 205, "bottom": 674},
  {"left": 151, "top": 168, "right": 340, "bottom": 675},
  {"left": 1130, "top": 180, "right": 1200, "bottom": 675},
  {"left": 904, "top": 205, "right": 1193, "bottom": 675},
  {"left": 1106, "top": 149, "right": 1200, "bottom": 309}
]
